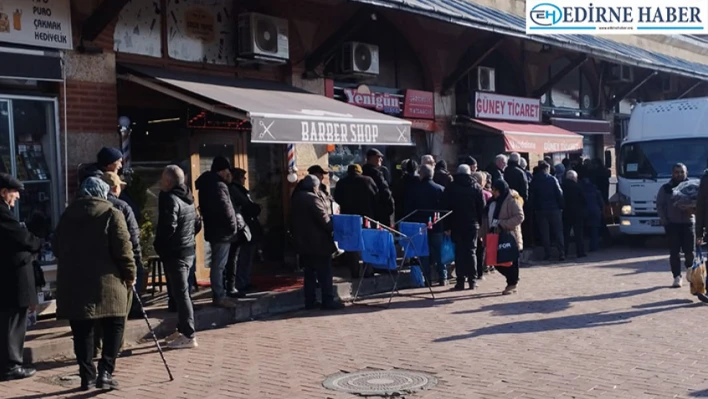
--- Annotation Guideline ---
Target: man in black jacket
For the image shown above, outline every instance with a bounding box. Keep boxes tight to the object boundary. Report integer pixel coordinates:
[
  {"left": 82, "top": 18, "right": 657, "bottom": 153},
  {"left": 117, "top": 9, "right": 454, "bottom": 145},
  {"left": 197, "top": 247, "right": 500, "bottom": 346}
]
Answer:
[
  {"left": 504, "top": 153, "right": 529, "bottom": 202},
  {"left": 362, "top": 148, "right": 395, "bottom": 226},
  {"left": 0, "top": 173, "right": 41, "bottom": 381},
  {"left": 486, "top": 154, "right": 508, "bottom": 185},
  {"left": 227, "top": 168, "right": 258, "bottom": 294},
  {"left": 530, "top": 162, "right": 566, "bottom": 261},
  {"left": 195, "top": 157, "right": 239, "bottom": 308},
  {"left": 443, "top": 164, "right": 486, "bottom": 291},
  {"left": 155, "top": 165, "right": 201, "bottom": 349},
  {"left": 562, "top": 170, "right": 587, "bottom": 258}
]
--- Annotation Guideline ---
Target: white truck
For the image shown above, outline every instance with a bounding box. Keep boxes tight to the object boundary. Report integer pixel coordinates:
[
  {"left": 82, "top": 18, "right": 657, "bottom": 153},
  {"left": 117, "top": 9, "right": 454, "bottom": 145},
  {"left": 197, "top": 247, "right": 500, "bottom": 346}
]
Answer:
[{"left": 618, "top": 97, "right": 708, "bottom": 235}]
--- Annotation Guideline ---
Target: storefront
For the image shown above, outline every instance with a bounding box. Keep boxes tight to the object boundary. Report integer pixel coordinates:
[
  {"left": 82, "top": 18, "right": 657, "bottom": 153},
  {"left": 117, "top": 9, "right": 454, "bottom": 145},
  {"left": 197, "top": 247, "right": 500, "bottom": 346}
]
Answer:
[
  {"left": 453, "top": 92, "right": 583, "bottom": 168},
  {"left": 0, "top": 0, "right": 73, "bottom": 314},
  {"left": 326, "top": 83, "right": 433, "bottom": 186}
]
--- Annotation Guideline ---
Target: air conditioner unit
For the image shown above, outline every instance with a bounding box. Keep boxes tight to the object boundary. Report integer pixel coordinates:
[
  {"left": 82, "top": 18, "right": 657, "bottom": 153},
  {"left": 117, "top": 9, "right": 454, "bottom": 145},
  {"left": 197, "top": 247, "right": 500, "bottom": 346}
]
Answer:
[
  {"left": 341, "top": 42, "right": 379, "bottom": 75},
  {"left": 660, "top": 75, "right": 678, "bottom": 94},
  {"left": 237, "top": 13, "right": 289, "bottom": 63},
  {"left": 477, "top": 66, "right": 496, "bottom": 92},
  {"left": 608, "top": 64, "right": 633, "bottom": 83}
]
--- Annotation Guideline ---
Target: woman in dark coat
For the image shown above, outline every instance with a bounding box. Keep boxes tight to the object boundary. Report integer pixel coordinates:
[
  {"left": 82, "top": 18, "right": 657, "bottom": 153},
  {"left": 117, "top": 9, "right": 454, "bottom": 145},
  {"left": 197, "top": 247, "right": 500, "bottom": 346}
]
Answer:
[{"left": 54, "top": 177, "right": 136, "bottom": 391}]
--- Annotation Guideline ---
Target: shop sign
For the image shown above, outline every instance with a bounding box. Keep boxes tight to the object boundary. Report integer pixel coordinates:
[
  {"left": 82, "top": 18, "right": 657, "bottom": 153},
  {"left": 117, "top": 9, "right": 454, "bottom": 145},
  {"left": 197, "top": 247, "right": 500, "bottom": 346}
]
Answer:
[
  {"left": 403, "top": 89, "right": 435, "bottom": 119},
  {"left": 343, "top": 87, "right": 401, "bottom": 115},
  {"left": 474, "top": 92, "right": 541, "bottom": 123},
  {"left": 184, "top": 7, "right": 215, "bottom": 42},
  {"left": 409, "top": 119, "right": 436, "bottom": 131},
  {"left": 0, "top": 0, "right": 72, "bottom": 50}
]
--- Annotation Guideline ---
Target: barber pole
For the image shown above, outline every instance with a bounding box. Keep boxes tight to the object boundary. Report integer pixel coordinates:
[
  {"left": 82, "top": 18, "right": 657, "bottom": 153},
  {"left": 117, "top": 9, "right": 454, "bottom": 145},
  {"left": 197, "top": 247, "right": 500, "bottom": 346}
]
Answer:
[
  {"left": 120, "top": 127, "right": 131, "bottom": 171},
  {"left": 287, "top": 144, "right": 295, "bottom": 171}
]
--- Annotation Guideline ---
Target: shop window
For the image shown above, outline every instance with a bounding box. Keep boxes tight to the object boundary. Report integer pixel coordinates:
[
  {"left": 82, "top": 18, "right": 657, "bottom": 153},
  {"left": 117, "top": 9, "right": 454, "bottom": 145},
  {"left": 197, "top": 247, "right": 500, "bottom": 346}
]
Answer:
[
  {"left": 114, "top": 0, "right": 163, "bottom": 57},
  {"left": 167, "top": 0, "right": 237, "bottom": 65},
  {"left": 0, "top": 97, "right": 60, "bottom": 251},
  {"left": 550, "top": 58, "right": 580, "bottom": 109}
]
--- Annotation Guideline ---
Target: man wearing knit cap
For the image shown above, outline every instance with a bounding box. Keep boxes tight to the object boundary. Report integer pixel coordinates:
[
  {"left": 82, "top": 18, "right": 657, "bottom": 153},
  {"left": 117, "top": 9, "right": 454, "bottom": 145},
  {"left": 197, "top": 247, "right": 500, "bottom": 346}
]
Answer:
[{"left": 195, "top": 156, "right": 240, "bottom": 308}]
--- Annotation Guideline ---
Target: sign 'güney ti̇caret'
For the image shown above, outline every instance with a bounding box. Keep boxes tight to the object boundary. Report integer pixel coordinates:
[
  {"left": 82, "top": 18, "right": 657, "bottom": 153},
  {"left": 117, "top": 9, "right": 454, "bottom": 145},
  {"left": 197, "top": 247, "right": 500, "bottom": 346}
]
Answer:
[
  {"left": 474, "top": 92, "right": 541, "bottom": 123},
  {"left": 0, "top": 0, "right": 72, "bottom": 50}
]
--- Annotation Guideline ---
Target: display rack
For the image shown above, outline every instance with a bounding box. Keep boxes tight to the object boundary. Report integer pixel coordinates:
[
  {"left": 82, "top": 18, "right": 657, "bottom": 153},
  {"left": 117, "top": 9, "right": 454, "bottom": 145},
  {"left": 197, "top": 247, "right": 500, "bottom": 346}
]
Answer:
[{"left": 351, "top": 210, "right": 453, "bottom": 308}]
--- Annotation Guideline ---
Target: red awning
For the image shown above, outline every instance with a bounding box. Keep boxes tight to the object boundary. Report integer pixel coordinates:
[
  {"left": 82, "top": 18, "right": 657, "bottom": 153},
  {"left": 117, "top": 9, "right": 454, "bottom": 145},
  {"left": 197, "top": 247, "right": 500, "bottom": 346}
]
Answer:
[{"left": 470, "top": 119, "right": 583, "bottom": 153}]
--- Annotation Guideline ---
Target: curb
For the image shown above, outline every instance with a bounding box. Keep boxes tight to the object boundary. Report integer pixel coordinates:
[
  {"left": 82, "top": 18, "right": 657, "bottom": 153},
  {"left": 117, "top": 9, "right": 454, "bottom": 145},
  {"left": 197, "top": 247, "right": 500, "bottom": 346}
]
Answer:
[{"left": 25, "top": 272, "right": 414, "bottom": 364}]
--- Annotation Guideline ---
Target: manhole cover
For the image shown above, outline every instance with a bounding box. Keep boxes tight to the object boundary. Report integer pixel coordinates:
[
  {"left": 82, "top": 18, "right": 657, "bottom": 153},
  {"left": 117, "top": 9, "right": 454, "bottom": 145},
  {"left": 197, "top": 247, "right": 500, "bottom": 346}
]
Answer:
[{"left": 322, "top": 368, "right": 437, "bottom": 396}]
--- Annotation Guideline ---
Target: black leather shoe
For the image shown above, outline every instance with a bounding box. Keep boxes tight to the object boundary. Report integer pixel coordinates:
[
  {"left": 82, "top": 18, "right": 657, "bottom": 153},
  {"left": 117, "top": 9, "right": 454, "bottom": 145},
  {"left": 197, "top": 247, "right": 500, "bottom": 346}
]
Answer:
[
  {"left": 80, "top": 378, "right": 96, "bottom": 391},
  {"left": 0, "top": 367, "right": 36, "bottom": 381},
  {"left": 452, "top": 284, "right": 466, "bottom": 291},
  {"left": 96, "top": 372, "right": 119, "bottom": 390}
]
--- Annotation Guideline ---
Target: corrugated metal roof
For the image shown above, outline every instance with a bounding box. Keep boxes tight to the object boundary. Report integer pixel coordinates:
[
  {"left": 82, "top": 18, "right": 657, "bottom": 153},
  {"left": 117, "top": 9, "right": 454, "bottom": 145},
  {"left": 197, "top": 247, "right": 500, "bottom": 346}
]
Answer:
[{"left": 350, "top": 0, "right": 708, "bottom": 80}]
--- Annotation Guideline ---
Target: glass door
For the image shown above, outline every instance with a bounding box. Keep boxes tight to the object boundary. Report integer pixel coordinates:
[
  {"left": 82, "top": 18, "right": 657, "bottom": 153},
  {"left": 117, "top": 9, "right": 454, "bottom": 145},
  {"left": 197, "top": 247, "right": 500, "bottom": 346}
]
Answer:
[
  {"left": 0, "top": 97, "right": 61, "bottom": 255},
  {"left": 0, "top": 101, "right": 12, "bottom": 175}
]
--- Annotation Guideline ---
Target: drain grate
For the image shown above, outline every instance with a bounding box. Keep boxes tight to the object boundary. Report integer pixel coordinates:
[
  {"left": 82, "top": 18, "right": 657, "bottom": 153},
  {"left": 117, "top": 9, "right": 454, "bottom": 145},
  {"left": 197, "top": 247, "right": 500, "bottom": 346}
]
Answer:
[{"left": 322, "top": 368, "right": 437, "bottom": 397}]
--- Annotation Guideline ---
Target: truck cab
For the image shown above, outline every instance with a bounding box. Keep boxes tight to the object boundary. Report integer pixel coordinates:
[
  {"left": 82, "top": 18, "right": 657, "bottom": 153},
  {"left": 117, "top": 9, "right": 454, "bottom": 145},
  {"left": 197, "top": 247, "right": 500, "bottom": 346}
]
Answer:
[{"left": 618, "top": 98, "right": 708, "bottom": 235}]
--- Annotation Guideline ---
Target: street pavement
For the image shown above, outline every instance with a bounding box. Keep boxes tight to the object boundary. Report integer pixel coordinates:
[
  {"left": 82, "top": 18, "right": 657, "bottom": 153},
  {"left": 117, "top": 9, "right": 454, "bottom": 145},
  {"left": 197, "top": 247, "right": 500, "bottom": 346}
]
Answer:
[{"left": 4, "top": 246, "right": 708, "bottom": 399}]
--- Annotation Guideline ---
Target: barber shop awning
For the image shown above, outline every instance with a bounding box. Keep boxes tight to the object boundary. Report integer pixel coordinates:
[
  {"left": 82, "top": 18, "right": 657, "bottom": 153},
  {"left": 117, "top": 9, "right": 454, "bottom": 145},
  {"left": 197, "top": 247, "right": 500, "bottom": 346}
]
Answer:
[
  {"left": 550, "top": 117, "right": 612, "bottom": 135},
  {"left": 118, "top": 65, "right": 412, "bottom": 146},
  {"left": 456, "top": 116, "right": 583, "bottom": 153}
]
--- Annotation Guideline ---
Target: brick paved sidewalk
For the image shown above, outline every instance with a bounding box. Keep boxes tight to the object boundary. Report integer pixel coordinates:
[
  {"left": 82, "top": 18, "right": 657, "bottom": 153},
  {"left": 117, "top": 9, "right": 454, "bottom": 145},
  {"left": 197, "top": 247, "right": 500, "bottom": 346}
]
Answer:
[{"left": 4, "top": 246, "right": 708, "bottom": 399}]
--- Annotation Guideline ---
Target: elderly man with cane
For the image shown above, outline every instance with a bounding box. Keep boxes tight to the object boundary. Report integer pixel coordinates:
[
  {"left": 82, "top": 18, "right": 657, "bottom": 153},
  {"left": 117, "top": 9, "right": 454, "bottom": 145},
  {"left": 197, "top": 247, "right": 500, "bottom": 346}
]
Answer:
[{"left": 0, "top": 173, "right": 42, "bottom": 381}]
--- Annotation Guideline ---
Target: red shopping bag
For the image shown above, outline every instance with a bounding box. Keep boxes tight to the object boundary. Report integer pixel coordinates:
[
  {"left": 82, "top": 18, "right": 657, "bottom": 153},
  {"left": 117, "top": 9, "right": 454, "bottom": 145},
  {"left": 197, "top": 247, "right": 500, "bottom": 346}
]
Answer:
[{"left": 485, "top": 232, "right": 513, "bottom": 267}]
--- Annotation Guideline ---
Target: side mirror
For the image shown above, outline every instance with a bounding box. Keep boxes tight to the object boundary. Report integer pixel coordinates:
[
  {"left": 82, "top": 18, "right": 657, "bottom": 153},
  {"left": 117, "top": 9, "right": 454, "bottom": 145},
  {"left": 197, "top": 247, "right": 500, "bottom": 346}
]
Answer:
[{"left": 604, "top": 150, "right": 612, "bottom": 169}]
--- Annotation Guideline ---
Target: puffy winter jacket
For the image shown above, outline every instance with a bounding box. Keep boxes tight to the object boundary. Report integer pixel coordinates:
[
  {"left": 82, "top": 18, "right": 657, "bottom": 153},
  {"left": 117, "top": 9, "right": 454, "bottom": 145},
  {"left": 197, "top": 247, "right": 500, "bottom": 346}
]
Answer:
[
  {"left": 362, "top": 163, "right": 395, "bottom": 225},
  {"left": 154, "top": 184, "right": 201, "bottom": 260},
  {"left": 195, "top": 171, "right": 238, "bottom": 243},
  {"left": 107, "top": 193, "right": 142, "bottom": 266},
  {"left": 442, "top": 173, "right": 486, "bottom": 235},
  {"left": 504, "top": 161, "right": 529, "bottom": 202},
  {"left": 529, "top": 173, "right": 564, "bottom": 211}
]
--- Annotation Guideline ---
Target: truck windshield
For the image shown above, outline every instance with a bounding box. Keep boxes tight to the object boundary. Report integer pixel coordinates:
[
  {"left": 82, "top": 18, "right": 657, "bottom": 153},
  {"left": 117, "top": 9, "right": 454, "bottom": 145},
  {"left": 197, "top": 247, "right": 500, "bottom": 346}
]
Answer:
[{"left": 620, "top": 138, "right": 708, "bottom": 178}]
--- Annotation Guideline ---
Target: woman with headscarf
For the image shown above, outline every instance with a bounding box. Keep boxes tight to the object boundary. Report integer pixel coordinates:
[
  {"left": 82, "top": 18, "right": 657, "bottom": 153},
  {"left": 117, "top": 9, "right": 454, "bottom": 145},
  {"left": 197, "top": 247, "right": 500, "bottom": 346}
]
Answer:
[
  {"left": 53, "top": 177, "right": 136, "bottom": 391},
  {"left": 481, "top": 179, "right": 525, "bottom": 295}
]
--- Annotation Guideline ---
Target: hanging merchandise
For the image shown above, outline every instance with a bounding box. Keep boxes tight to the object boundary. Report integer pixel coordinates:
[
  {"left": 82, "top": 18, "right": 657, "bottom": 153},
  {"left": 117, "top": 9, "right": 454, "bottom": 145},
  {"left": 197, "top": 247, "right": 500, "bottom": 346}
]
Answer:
[
  {"left": 361, "top": 229, "right": 397, "bottom": 270},
  {"left": 399, "top": 222, "right": 429, "bottom": 258},
  {"left": 332, "top": 214, "right": 364, "bottom": 252}
]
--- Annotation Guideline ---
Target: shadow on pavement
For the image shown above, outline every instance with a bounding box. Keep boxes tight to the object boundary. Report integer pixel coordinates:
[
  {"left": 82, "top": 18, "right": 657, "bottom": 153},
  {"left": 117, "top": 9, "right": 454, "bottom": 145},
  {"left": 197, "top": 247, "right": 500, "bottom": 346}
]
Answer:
[
  {"left": 6, "top": 388, "right": 103, "bottom": 399},
  {"left": 435, "top": 302, "right": 698, "bottom": 343},
  {"left": 689, "top": 388, "right": 708, "bottom": 397},
  {"left": 452, "top": 286, "right": 665, "bottom": 316}
]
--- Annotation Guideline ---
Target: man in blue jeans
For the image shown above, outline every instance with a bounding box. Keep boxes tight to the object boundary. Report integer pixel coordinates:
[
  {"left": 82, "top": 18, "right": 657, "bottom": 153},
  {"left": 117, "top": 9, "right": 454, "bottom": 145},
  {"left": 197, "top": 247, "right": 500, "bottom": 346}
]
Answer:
[
  {"left": 529, "top": 162, "right": 565, "bottom": 261},
  {"left": 195, "top": 157, "right": 239, "bottom": 308},
  {"left": 409, "top": 165, "right": 448, "bottom": 286},
  {"left": 155, "top": 165, "right": 202, "bottom": 349}
]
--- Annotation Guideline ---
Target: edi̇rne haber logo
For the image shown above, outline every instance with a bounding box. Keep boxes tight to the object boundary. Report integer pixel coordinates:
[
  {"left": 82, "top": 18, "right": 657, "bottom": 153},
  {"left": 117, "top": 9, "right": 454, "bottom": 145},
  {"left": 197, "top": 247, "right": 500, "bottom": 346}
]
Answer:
[{"left": 526, "top": 0, "right": 708, "bottom": 34}]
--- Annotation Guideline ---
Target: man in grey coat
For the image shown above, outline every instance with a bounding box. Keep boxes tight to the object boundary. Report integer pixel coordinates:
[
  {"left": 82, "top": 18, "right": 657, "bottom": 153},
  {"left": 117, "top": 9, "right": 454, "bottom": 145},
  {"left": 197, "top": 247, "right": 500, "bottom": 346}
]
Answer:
[{"left": 657, "top": 163, "right": 695, "bottom": 288}]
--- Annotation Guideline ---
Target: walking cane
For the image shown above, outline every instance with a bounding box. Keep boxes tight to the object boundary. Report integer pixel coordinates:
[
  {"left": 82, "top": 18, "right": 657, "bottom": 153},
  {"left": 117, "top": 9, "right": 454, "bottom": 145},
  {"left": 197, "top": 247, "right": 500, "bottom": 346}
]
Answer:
[{"left": 132, "top": 286, "right": 174, "bottom": 381}]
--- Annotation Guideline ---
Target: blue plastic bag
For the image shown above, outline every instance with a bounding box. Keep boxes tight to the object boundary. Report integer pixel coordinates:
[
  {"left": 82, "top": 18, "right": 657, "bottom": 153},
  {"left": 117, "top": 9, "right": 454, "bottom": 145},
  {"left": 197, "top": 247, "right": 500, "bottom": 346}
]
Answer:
[
  {"left": 441, "top": 236, "right": 455, "bottom": 265},
  {"left": 409, "top": 265, "right": 425, "bottom": 288}
]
